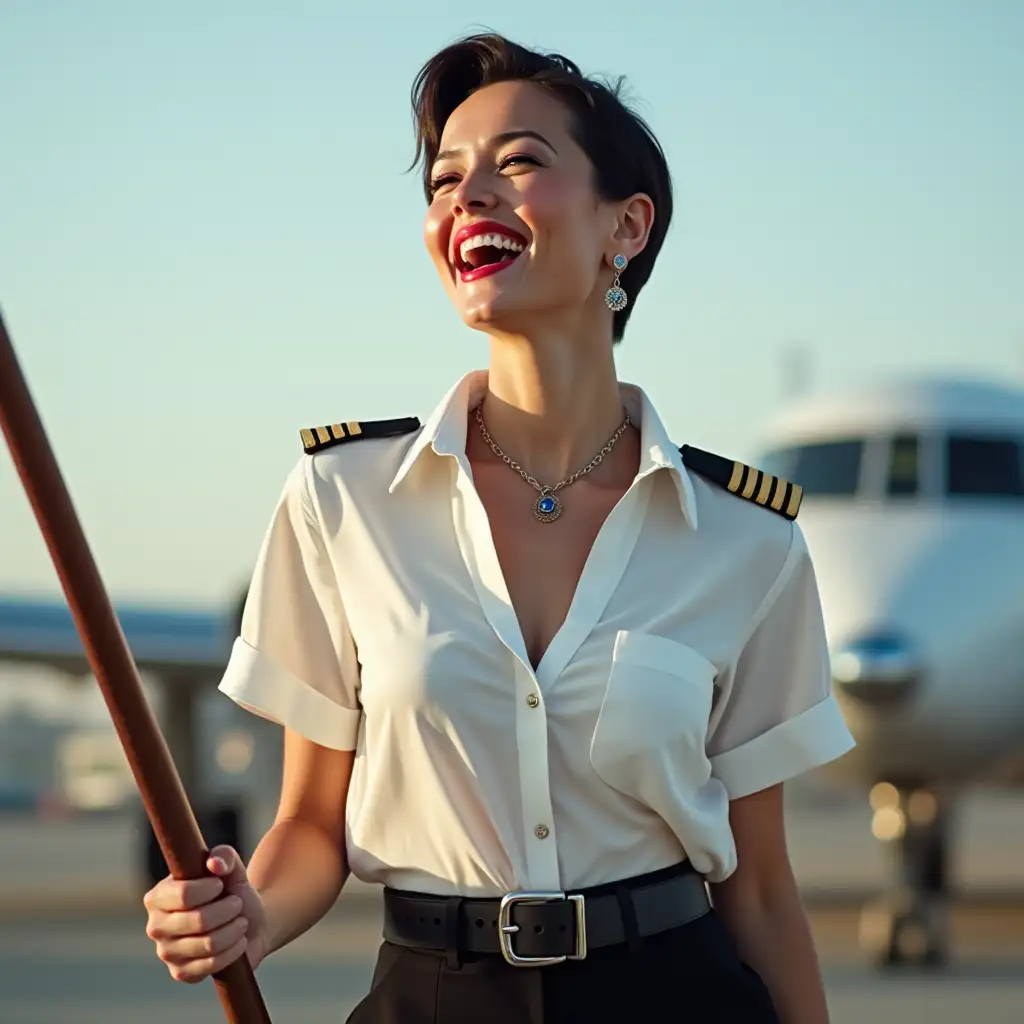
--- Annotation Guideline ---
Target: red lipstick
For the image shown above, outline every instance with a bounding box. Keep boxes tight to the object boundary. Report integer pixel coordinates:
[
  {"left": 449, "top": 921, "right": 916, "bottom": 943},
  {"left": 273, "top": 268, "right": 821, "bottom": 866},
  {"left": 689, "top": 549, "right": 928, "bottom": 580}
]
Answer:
[{"left": 450, "top": 219, "right": 529, "bottom": 284}]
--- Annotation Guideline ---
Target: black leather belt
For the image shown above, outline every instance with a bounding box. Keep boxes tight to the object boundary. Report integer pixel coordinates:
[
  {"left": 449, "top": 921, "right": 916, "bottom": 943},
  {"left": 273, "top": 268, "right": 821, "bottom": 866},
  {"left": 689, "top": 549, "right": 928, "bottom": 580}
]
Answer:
[{"left": 382, "top": 864, "right": 711, "bottom": 966}]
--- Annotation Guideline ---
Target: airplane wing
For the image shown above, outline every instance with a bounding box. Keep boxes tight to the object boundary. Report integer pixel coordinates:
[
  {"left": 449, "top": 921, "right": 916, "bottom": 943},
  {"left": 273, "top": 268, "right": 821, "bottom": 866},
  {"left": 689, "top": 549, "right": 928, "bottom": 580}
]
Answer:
[{"left": 0, "top": 594, "right": 234, "bottom": 679}]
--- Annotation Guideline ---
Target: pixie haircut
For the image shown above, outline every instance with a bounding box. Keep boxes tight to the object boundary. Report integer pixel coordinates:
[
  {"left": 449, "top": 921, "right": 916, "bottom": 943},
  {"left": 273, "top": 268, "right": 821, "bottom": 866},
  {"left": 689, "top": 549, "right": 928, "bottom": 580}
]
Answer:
[{"left": 411, "top": 33, "right": 673, "bottom": 342}]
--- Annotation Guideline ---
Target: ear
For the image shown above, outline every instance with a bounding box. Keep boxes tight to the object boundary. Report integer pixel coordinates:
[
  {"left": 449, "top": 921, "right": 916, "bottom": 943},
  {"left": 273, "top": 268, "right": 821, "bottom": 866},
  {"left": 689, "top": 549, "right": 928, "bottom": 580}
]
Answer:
[{"left": 608, "top": 193, "right": 655, "bottom": 264}]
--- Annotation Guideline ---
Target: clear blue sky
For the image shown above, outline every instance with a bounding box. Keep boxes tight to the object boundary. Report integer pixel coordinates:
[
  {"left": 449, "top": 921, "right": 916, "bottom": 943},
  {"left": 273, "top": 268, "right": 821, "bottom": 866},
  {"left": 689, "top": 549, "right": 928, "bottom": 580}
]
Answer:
[{"left": 2, "top": 1, "right": 1022, "bottom": 605}]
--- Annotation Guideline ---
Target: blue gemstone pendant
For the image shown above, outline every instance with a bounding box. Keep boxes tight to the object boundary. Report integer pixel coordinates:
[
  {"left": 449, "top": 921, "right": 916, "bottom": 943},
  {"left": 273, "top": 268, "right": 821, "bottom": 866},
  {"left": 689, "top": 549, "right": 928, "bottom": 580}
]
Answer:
[{"left": 534, "top": 491, "right": 562, "bottom": 523}]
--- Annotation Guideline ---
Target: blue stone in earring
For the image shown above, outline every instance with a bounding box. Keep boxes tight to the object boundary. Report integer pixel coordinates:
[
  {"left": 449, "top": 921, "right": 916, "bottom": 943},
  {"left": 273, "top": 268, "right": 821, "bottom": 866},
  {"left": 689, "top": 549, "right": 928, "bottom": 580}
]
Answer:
[{"left": 605, "top": 254, "right": 629, "bottom": 312}]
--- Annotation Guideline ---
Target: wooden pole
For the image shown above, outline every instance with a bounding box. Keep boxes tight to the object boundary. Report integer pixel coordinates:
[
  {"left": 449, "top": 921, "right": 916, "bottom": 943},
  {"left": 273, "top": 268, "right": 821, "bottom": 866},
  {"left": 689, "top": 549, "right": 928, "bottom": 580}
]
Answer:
[{"left": 0, "top": 309, "right": 272, "bottom": 1023}]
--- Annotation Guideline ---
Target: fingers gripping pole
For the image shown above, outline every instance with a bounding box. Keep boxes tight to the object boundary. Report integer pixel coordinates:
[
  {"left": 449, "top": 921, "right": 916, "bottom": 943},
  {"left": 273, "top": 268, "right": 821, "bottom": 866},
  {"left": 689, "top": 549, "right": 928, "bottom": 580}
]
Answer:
[{"left": 0, "top": 309, "right": 272, "bottom": 1024}]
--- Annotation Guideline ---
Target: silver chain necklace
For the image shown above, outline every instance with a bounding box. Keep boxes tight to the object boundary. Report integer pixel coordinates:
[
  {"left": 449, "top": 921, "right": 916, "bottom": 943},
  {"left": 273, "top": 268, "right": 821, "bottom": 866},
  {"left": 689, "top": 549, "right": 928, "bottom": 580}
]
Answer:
[{"left": 474, "top": 404, "right": 632, "bottom": 523}]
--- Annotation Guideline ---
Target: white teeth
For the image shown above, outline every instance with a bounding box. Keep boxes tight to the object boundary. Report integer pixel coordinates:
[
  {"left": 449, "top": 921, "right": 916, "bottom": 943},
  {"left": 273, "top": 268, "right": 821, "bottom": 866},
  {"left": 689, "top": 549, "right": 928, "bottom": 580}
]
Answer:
[{"left": 458, "top": 232, "right": 526, "bottom": 264}]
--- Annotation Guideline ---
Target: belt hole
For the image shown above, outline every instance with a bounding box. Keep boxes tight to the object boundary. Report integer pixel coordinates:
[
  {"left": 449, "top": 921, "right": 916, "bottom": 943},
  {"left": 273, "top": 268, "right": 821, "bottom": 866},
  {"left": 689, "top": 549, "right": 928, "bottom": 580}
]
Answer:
[
  {"left": 559, "top": 925, "right": 566, "bottom": 932},
  {"left": 474, "top": 919, "right": 484, "bottom": 928},
  {"left": 533, "top": 925, "right": 543, "bottom": 933},
  {"left": 434, "top": 917, "right": 441, "bottom": 926}
]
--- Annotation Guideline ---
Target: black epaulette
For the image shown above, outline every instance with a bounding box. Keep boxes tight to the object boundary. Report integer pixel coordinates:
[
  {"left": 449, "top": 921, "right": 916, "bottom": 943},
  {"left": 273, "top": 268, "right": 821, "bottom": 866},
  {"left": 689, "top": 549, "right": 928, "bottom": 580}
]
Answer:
[
  {"left": 301, "top": 417, "right": 421, "bottom": 454},
  {"left": 680, "top": 445, "right": 803, "bottom": 521}
]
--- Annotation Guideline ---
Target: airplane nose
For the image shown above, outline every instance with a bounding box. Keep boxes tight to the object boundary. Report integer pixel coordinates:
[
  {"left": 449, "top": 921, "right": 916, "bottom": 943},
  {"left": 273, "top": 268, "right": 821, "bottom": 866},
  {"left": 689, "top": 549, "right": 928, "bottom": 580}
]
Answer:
[{"left": 831, "top": 632, "right": 921, "bottom": 707}]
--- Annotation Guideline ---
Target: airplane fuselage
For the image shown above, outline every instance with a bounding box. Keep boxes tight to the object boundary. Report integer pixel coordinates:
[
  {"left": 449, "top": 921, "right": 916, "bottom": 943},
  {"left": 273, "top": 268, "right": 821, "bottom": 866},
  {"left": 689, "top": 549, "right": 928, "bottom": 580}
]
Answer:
[
  {"left": 803, "top": 501, "right": 1024, "bottom": 787},
  {"left": 756, "top": 377, "right": 1024, "bottom": 794}
]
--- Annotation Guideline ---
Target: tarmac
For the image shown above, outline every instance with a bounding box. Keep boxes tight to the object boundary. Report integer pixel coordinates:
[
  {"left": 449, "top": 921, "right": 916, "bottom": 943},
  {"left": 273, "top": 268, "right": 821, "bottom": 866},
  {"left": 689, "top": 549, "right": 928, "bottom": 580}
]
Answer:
[
  {"left": 3, "top": 786, "right": 1023, "bottom": 915},
  {"left": 2, "top": 789, "right": 1023, "bottom": 1022},
  {"left": 2, "top": 899, "right": 1023, "bottom": 1023}
]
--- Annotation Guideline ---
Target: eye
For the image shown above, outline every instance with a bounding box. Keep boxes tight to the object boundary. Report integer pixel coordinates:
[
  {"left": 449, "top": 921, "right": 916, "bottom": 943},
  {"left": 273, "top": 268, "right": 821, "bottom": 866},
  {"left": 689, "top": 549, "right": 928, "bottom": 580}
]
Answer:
[
  {"left": 429, "top": 172, "right": 460, "bottom": 195},
  {"left": 499, "top": 153, "right": 541, "bottom": 172}
]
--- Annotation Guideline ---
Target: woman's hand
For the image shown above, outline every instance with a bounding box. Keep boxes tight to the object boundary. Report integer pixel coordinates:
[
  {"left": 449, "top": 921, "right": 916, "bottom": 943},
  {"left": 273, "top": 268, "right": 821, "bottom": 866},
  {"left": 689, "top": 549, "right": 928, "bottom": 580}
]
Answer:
[{"left": 143, "top": 845, "right": 270, "bottom": 984}]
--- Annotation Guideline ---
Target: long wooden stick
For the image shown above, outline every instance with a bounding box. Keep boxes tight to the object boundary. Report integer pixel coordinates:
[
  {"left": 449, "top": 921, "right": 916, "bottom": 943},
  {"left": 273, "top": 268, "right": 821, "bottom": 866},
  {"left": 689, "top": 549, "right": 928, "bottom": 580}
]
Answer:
[{"left": 0, "top": 308, "right": 272, "bottom": 1023}]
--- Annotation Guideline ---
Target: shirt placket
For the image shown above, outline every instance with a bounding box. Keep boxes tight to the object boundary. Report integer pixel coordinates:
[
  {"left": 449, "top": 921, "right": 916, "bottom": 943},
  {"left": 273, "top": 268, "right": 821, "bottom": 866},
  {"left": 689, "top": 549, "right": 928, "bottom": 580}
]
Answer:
[
  {"left": 451, "top": 460, "right": 658, "bottom": 892},
  {"left": 450, "top": 465, "right": 561, "bottom": 890},
  {"left": 513, "top": 660, "right": 562, "bottom": 889}
]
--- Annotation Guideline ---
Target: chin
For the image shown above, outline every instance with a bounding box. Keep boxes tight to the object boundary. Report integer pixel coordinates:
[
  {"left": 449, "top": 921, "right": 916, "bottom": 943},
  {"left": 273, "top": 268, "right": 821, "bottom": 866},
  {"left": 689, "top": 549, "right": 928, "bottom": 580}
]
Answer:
[{"left": 457, "top": 294, "right": 527, "bottom": 332}]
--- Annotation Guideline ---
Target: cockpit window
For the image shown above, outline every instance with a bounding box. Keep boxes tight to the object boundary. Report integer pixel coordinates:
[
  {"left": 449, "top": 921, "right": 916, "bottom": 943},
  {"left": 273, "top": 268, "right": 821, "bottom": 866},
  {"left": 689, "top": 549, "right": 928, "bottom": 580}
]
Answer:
[
  {"left": 946, "top": 435, "right": 1024, "bottom": 497},
  {"left": 759, "top": 440, "right": 864, "bottom": 496},
  {"left": 886, "top": 434, "right": 919, "bottom": 496}
]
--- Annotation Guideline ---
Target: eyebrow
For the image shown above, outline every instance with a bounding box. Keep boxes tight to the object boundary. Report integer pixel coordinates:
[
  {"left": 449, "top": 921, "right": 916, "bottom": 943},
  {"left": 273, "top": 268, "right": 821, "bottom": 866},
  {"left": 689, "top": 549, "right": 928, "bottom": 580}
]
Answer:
[{"left": 432, "top": 130, "right": 558, "bottom": 167}]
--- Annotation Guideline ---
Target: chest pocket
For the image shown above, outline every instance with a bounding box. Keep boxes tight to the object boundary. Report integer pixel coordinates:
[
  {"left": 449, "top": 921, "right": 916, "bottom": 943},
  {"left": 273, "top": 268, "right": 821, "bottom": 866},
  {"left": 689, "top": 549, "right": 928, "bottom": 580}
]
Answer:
[{"left": 590, "top": 631, "right": 717, "bottom": 798}]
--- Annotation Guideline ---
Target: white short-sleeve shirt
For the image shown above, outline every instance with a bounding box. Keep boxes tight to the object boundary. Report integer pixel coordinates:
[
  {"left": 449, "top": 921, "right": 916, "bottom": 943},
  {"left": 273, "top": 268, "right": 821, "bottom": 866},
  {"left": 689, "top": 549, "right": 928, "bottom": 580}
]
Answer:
[{"left": 219, "top": 371, "right": 855, "bottom": 895}]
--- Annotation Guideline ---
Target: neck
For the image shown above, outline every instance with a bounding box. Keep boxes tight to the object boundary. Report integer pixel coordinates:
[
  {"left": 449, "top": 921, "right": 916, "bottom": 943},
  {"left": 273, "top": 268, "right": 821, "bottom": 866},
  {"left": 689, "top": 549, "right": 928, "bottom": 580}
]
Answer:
[{"left": 475, "top": 325, "right": 629, "bottom": 485}]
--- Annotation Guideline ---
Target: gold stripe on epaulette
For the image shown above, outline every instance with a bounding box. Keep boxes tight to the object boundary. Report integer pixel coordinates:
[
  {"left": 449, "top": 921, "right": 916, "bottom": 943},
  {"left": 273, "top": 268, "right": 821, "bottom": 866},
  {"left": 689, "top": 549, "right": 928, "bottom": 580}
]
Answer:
[
  {"left": 771, "top": 481, "right": 789, "bottom": 512},
  {"left": 786, "top": 484, "right": 804, "bottom": 519},
  {"left": 755, "top": 473, "right": 774, "bottom": 506},
  {"left": 300, "top": 428, "right": 316, "bottom": 450},
  {"left": 741, "top": 468, "right": 760, "bottom": 500},
  {"left": 330, "top": 424, "right": 345, "bottom": 440},
  {"left": 727, "top": 462, "right": 744, "bottom": 494},
  {"left": 315, "top": 426, "right": 330, "bottom": 444},
  {"left": 346, "top": 421, "right": 362, "bottom": 437}
]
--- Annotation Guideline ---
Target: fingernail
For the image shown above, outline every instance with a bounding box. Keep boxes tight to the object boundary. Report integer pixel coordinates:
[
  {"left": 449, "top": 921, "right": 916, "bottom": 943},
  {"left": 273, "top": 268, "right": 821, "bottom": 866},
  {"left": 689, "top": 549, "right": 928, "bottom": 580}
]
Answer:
[{"left": 212, "top": 857, "right": 228, "bottom": 872}]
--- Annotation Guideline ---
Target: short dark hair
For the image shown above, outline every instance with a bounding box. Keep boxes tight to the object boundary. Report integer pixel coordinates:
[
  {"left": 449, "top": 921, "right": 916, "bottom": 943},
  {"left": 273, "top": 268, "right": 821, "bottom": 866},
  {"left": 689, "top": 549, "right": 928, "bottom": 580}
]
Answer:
[{"left": 411, "top": 33, "right": 673, "bottom": 342}]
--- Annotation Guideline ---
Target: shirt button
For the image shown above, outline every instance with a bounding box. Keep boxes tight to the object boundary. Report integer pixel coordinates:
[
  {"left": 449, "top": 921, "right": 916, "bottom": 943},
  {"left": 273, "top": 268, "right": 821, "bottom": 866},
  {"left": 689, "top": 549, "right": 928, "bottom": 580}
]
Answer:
[
  {"left": 526, "top": 693, "right": 540, "bottom": 708},
  {"left": 534, "top": 824, "right": 550, "bottom": 840}
]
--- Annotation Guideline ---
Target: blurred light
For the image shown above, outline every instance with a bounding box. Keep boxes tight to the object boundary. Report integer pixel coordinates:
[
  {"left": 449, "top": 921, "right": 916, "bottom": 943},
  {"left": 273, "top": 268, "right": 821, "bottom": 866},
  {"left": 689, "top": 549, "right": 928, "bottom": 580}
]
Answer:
[
  {"left": 869, "top": 782, "right": 900, "bottom": 811},
  {"left": 908, "top": 790, "right": 938, "bottom": 825},
  {"left": 831, "top": 633, "right": 920, "bottom": 707},
  {"left": 871, "top": 806, "right": 906, "bottom": 841},
  {"left": 832, "top": 652, "right": 863, "bottom": 684},
  {"left": 216, "top": 730, "right": 255, "bottom": 774}
]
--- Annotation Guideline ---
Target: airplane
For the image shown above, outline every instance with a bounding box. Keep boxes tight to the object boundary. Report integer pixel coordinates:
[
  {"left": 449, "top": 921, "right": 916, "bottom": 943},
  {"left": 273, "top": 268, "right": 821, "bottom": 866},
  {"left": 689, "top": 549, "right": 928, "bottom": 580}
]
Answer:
[
  {"left": 1, "top": 373, "right": 1021, "bottom": 968},
  {"left": 755, "top": 374, "right": 1024, "bottom": 967}
]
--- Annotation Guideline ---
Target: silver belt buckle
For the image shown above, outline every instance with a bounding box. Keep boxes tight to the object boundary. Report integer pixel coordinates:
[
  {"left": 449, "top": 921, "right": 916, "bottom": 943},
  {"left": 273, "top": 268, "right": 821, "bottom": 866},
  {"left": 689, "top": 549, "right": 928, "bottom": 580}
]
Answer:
[{"left": 497, "top": 891, "right": 587, "bottom": 967}]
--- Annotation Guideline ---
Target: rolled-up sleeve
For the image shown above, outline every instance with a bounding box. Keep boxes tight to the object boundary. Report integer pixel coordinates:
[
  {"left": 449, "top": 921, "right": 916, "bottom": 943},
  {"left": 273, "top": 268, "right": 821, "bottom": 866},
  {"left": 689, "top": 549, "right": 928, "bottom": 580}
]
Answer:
[
  {"left": 218, "top": 457, "right": 362, "bottom": 750},
  {"left": 707, "top": 523, "right": 855, "bottom": 800}
]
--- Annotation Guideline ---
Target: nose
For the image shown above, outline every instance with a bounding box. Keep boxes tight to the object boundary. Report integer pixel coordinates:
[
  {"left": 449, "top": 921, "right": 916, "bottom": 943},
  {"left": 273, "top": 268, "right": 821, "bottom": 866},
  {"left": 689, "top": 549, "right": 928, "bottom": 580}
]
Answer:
[
  {"left": 831, "top": 631, "right": 921, "bottom": 707},
  {"left": 450, "top": 170, "right": 498, "bottom": 215}
]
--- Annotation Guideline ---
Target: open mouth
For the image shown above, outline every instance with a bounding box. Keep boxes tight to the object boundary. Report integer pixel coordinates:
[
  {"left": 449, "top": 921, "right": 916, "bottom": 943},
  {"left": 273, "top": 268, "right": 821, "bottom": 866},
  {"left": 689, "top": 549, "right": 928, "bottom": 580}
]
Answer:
[{"left": 451, "top": 223, "right": 529, "bottom": 283}]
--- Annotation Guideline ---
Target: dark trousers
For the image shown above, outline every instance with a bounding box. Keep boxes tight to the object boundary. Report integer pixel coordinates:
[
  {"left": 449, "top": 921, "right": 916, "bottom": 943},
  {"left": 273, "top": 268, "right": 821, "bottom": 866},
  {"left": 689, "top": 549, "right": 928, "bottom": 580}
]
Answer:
[{"left": 345, "top": 908, "right": 780, "bottom": 1023}]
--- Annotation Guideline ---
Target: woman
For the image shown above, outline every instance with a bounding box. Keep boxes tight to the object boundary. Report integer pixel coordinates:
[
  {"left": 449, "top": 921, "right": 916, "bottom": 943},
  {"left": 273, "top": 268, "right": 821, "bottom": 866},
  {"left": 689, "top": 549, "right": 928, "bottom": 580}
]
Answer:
[{"left": 143, "top": 34, "right": 854, "bottom": 1023}]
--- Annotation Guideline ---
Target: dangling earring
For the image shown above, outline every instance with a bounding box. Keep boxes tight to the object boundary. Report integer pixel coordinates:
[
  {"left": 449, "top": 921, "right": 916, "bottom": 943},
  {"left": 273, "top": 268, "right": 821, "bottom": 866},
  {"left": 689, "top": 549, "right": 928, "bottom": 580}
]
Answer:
[{"left": 605, "top": 253, "right": 628, "bottom": 312}]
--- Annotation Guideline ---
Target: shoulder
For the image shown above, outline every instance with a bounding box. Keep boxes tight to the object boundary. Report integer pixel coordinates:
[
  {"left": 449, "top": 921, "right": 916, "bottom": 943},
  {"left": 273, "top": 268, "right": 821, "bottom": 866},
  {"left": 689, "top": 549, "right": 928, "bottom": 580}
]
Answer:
[
  {"left": 679, "top": 444, "right": 802, "bottom": 579},
  {"left": 679, "top": 447, "right": 817, "bottom": 633},
  {"left": 293, "top": 415, "right": 423, "bottom": 514}
]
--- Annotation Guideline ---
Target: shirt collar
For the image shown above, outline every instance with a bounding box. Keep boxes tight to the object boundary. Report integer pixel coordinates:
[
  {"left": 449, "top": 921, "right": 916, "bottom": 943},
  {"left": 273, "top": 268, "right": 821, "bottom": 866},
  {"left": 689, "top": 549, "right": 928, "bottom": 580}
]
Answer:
[
  {"left": 389, "top": 370, "right": 486, "bottom": 492},
  {"left": 621, "top": 382, "right": 699, "bottom": 529},
  {"left": 389, "top": 370, "right": 698, "bottom": 529}
]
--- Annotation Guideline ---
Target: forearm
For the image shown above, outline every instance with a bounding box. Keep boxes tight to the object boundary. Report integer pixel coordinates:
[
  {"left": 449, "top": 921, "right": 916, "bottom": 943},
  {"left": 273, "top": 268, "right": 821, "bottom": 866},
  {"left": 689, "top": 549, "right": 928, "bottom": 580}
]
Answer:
[
  {"left": 247, "top": 816, "right": 349, "bottom": 956},
  {"left": 713, "top": 872, "right": 830, "bottom": 1024}
]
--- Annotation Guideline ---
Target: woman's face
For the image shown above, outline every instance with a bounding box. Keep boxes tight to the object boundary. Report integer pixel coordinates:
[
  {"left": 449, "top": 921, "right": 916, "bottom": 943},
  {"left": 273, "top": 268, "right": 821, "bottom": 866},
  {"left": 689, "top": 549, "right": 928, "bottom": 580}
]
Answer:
[{"left": 423, "top": 80, "right": 621, "bottom": 334}]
